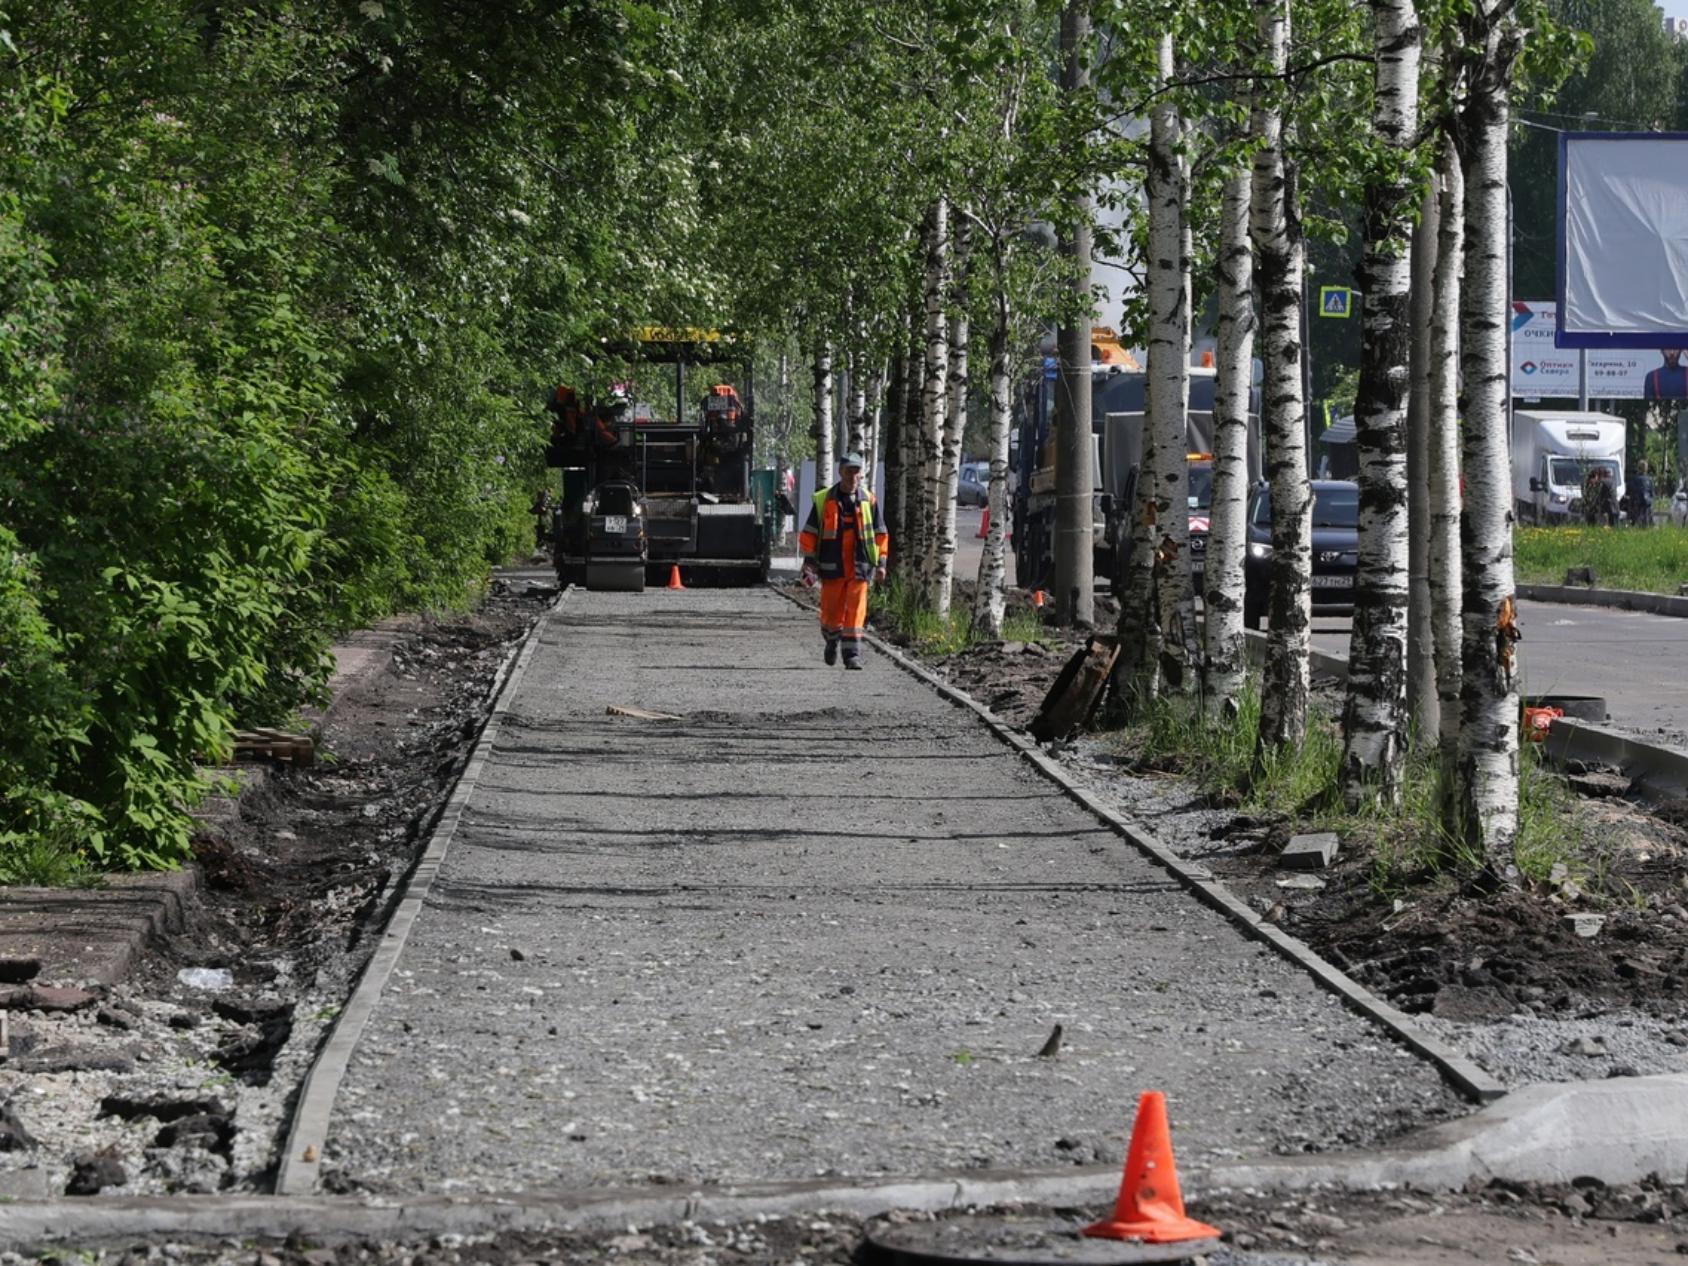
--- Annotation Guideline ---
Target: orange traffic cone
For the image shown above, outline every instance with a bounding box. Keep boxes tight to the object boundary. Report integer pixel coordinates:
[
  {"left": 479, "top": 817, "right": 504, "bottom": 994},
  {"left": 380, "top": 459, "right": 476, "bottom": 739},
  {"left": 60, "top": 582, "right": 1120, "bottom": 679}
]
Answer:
[
  {"left": 1082, "top": 1092, "right": 1221, "bottom": 1245},
  {"left": 666, "top": 564, "right": 685, "bottom": 590},
  {"left": 1031, "top": 589, "right": 1046, "bottom": 608},
  {"left": 976, "top": 506, "right": 990, "bottom": 539}
]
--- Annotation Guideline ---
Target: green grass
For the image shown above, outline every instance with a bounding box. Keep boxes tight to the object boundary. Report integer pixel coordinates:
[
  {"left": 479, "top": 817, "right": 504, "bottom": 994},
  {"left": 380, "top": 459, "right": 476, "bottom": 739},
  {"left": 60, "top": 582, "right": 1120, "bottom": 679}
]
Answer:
[
  {"left": 0, "top": 837, "right": 94, "bottom": 887},
  {"left": 870, "top": 575, "right": 1052, "bottom": 656},
  {"left": 1113, "top": 683, "right": 1592, "bottom": 892},
  {"left": 1514, "top": 523, "right": 1688, "bottom": 594}
]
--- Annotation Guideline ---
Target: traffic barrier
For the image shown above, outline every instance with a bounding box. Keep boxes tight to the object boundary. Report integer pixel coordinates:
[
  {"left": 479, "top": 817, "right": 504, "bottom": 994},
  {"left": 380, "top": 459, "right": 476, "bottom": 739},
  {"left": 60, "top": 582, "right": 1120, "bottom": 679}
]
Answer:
[
  {"left": 666, "top": 564, "right": 685, "bottom": 590},
  {"left": 976, "top": 506, "right": 990, "bottom": 538},
  {"left": 1083, "top": 1091, "right": 1221, "bottom": 1245}
]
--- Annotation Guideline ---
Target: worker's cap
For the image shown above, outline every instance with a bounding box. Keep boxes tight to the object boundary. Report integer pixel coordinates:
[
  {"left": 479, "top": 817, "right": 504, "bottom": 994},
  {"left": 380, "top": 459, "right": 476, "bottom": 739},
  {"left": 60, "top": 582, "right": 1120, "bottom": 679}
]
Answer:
[{"left": 840, "top": 452, "right": 866, "bottom": 470}]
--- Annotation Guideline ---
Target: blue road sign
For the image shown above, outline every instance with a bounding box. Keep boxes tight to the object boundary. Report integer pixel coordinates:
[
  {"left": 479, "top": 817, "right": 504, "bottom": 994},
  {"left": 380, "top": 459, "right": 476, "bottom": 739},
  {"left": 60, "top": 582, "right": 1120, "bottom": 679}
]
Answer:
[{"left": 1319, "top": 286, "right": 1353, "bottom": 319}]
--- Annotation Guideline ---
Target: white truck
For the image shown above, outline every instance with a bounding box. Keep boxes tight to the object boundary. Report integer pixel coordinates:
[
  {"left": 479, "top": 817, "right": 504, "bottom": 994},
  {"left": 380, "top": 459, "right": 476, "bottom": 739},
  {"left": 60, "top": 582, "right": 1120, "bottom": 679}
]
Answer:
[{"left": 1510, "top": 409, "right": 1627, "bottom": 525}]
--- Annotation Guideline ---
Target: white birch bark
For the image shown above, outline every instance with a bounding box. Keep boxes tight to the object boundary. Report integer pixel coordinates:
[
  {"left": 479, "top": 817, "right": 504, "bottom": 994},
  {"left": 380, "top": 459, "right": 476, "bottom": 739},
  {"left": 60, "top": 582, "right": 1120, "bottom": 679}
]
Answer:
[
  {"left": 813, "top": 342, "right": 834, "bottom": 491},
  {"left": 1339, "top": 0, "right": 1423, "bottom": 808},
  {"left": 898, "top": 313, "right": 926, "bottom": 575},
  {"left": 1429, "top": 137, "right": 1464, "bottom": 835},
  {"left": 918, "top": 197, "right": 951, "bottom": 596},
  {"left": 883, "top": 335, "right": 909, "bottom": 561},
  {"left": 864, "top": 364, "right": 885, "bottom": 489},
  {"left": 1204, "top": 162, "right": 1256, "bottom": 720},
  {"left": 1136, "top": 30, "right": 1192, "bottom": 699},
  {"left": 847, "top": 343, "right": 868, "bottom": 460},
  {"left": 1406, "top": 179, "right": 1439, "bottom": 736},
  {"left": 1251, "top": 0, "right": 1312, "bottom": 752},
  {"left": 933, "top": 252, "right": 968, "bottom": 617},
  {"left": 974, "top": 297, "right": 1013, "bottom": 637},
  {"left": 1455, "top": 6, "right": 1523, "bottom": 869}
]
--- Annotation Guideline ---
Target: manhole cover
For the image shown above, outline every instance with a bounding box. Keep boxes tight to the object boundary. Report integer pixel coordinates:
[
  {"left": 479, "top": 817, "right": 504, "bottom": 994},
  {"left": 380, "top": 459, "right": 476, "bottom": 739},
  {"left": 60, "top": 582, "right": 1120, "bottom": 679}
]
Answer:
[{"left": 861, "top": 1215, "right": 1220, "bottom": 1266}]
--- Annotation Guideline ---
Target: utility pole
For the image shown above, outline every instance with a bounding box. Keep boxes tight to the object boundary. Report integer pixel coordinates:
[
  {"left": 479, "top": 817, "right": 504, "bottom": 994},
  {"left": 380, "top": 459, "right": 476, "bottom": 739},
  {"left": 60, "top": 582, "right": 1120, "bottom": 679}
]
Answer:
[{"left": 1054, "top": 0, "right": 1096, "bottom": 625}]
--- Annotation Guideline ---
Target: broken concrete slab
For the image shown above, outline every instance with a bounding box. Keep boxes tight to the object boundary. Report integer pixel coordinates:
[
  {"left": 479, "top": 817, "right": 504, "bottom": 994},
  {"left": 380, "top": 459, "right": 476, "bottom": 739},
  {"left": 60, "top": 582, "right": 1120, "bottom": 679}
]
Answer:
[
  {"left": 1208, "top": 1073, "right": 1688, "bottom": 1193},
  {"left": 1279, "top": 832, "right": 1340, "bottom": 870},
  {"left": 1275, "top": 874, "right": 1327, "bottom": 892},
  {"left": 0, "top": 870, "right": 196, "bottom": 987}
]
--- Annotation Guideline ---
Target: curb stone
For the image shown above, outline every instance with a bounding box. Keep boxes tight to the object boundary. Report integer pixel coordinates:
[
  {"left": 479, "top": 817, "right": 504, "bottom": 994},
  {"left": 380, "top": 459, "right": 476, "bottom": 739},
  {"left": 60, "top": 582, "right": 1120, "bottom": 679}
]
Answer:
[
  {"left": 5, "top": 1075, "right": 1687, "bottom": 1250},
  {"left": 1518, "top": 582, "right": 1688, "bottom": 620},
  {"left": 273, "top": 586, "right": 563, "bottom": 1195},
  {"left": 785, "top": 592, "right": 1502, "bottom": 1103}
]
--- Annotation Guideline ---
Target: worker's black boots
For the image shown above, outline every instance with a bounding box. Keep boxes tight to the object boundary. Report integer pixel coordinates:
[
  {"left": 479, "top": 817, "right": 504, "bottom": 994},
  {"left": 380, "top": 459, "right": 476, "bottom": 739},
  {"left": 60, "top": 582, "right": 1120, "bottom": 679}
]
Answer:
[{"left": 824, "top": 641, "right": 838, "bottom": 666}]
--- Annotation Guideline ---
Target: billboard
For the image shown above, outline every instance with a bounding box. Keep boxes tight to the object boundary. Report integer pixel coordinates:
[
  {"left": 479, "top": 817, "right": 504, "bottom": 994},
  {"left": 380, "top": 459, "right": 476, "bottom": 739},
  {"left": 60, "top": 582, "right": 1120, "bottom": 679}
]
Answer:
[
  {"left": 1558, "top": 133, "right": 1688, "bottom": 349},
  {"left": 1512, "top": 302, "right": 1688, "bottom": 400}
]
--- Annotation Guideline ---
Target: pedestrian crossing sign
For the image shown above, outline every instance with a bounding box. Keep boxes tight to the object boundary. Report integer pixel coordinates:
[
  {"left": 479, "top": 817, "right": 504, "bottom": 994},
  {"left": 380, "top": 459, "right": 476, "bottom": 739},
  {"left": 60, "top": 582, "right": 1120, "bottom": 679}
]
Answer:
[{"left": 1319, "top": 286, "right": 1353, "bottom": 318}]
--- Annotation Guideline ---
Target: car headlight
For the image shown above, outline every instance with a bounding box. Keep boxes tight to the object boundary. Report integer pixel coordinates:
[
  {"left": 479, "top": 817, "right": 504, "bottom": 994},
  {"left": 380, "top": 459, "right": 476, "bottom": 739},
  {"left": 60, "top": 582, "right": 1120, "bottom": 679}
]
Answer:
[
  {"left": 1549, "top": 494, "right": 1568, "bottom": 505},
  {"left": 1247, "top": 542, "right": 1273, "bottom": 560}
]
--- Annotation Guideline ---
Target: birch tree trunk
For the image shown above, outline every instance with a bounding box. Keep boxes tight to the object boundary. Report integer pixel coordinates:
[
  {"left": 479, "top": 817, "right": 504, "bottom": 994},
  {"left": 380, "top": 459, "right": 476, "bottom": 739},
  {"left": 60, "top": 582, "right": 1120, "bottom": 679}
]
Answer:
[
  {"left": 847, "top": 343, "right": 868, "bottom": 460},
  {"left": 1251, "top": 0, "right": 1313, "bottom": 753},
  {"left": 1055, "top": 0, "right": 1095, "bottom": 627},
  {"left": 864, "top": 364, "right": 885, "bottom": 489},
  {"left": 1430, "top": 137, "right": 1465, "bottom": 835},
  {"left": 1204, "top": 162, "right": 1256, "bottom": 720},
  {"left": 813, "top": 342, "right": 834, "bottom": 491},
  {"left": 1406, "top": 179, "right": 1439, "bottom": 736},
  {"left": 919, "top": 197, "right": 951, "bottom": 597},
  {"left": 974, "top": 292, "right": 1014, "bottom": 637},
  {"left": 1135, "top": 30, "right": 1193, "bottom": 700},
  {"left": 1455, "top": 5, "right": 1524, "bottom": 869},
  {"left": 1339, "top": 0, "right": 1423, "bottom": 808},
  {"left": 933, "top": 240, "right": 969, "bottom": 617},
  {"left": 882, "top": 346, "right": 907, "bottom": 553}
]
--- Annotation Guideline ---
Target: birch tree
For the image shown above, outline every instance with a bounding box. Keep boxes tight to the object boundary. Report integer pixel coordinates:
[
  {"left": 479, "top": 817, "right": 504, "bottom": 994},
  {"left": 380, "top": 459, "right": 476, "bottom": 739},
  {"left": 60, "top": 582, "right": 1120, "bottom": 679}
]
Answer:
[
  {"left": 813, "top": 342, "right": 835, "bottom": 489},
  {"left": 1405, "top": 179, "right": 1439, "bottom": 735},
  {"left": 1251, "top": 0, "right": 1314, "bottom": 753},
  {"left": 1339, "top": 0, "right": 1424, "bottom": 809},
  {"left": 1428, "top": 134, "right": 1464, "bottom": 834},
  {"left": 1451, "top": 0, "right": 1525, "bottom": 868},
  {"left": 932, "top": 226, "right": 970, "bottom": 616},
  {"left": 1204, "top": 160, "right": 1256, "bottom": 720},
  {"left": 1123, "top": 31, "right": 1195, "bottom": 702},
  {"left": 918, "top": 198, "right": 952, "bottom": 598}
]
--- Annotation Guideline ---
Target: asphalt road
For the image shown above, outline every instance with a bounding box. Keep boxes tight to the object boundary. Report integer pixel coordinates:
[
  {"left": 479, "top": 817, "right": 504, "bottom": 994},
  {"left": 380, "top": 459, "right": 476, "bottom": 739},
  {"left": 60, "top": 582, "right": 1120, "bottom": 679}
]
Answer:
[
  {"left": 323, "top": 586, "right": 1455, "bottom": 1196},
  {"left": 1309, "top": 600, "right": 1688, "bottom": 742}
]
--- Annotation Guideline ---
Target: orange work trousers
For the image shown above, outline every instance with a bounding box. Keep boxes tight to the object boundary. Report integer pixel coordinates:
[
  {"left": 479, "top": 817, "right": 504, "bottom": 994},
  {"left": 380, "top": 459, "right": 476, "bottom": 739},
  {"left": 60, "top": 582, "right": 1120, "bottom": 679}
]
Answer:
[{"left": 819, "top": 576, "right": 869, "bottom": 659}]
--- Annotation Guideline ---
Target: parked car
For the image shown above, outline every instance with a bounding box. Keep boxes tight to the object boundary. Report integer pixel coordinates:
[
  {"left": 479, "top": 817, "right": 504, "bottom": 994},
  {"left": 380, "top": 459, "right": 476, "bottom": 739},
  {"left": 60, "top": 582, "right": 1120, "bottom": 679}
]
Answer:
[
  {"left": 1242, "top": 480, "right": 1359, "bottom": 629},
  {"left": 958, "top": 461, "right": 991, "bottom": 507}
]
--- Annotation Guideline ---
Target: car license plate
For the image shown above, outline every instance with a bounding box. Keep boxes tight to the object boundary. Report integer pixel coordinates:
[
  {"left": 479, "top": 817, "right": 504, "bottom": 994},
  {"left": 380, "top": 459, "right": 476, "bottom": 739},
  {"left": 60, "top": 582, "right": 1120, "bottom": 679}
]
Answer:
[
  {"left": 1311, "top": 574, "right": 1353, "bottom": 589},
  {"left": 603, "top": 515, "right": 627, "bottom": 535}
]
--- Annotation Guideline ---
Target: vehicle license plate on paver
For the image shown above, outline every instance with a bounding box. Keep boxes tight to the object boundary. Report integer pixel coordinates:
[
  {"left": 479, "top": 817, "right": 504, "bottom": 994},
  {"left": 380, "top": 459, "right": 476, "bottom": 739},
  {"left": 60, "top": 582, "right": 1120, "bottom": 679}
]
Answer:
[
  {"left": 1311, "top": 574, "right": 1353, "bottom": 588},
  {"left": 604, "top": 515, "right": 627, "bottom": 534}
]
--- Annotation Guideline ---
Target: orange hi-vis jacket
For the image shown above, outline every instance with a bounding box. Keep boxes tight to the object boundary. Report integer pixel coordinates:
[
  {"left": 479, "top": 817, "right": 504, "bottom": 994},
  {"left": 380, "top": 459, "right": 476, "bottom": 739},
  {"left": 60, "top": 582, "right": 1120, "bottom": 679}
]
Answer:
[{"left": 799, "top": 486, "right": 888, "bottom": 581}]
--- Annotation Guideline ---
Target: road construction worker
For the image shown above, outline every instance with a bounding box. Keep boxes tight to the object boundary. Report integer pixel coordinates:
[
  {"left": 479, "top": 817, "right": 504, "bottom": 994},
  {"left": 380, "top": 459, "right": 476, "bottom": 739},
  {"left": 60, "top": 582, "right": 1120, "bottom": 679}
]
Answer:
[{"left": 799, "top": 453, "right": 888, "bottom": 669}]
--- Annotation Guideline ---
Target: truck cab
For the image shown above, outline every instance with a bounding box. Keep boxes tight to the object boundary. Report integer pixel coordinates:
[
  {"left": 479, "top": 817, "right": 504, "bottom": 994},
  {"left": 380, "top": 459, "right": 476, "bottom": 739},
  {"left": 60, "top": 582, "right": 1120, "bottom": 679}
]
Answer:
[{"left": 1510, "top": 409, "right": 1627, "bottom": 525}]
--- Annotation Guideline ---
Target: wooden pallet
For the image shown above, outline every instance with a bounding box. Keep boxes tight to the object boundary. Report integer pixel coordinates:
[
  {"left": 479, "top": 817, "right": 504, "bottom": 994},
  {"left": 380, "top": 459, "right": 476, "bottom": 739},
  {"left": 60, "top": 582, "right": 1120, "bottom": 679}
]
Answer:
[{"left": 231, "top": 727, "right": 315, "bottom": 766}]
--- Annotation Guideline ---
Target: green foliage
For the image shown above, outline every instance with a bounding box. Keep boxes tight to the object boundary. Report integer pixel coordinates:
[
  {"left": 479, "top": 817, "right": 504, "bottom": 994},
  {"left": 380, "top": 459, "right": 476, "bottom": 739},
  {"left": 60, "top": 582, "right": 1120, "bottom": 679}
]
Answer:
[{"left": 869, "top": 574, "right": 1051, "bottom": 655}]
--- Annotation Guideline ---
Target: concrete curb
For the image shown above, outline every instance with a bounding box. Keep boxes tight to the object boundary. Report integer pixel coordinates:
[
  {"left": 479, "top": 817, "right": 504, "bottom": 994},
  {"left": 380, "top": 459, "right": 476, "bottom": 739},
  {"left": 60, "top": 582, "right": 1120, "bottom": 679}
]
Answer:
[
  {"left": 9, "top": 1075, "right": 1688, "bottom": 1249},
  {"left": 273, "top": 588, "right": 563, "bottom": 1196},
  {"left": 769, "top": 588, "right": 1503, "bottom": 1104},
  {"left": 1519, "top": 582, "right": 1688, "bottom": 619}
]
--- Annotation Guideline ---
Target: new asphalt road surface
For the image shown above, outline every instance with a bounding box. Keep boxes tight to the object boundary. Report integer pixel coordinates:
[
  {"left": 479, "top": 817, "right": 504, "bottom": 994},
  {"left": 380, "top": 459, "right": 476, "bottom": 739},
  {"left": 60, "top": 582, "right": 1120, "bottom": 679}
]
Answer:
[{"left": 324, "top": 587, "right": 1456, "bottom": 1196}]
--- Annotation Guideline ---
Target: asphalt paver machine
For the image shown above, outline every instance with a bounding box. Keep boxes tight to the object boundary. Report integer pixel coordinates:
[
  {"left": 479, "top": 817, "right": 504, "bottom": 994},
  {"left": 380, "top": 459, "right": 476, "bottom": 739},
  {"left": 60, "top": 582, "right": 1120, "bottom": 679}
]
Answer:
[{"left": 546, "top": 328, "right": 774, "bottom": 590}]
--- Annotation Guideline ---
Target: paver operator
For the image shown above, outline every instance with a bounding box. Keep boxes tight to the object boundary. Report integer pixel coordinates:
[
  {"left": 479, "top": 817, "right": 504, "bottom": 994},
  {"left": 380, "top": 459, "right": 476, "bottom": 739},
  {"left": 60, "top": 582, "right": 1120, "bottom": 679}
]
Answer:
[{"left": 799, "top": 452, "right": 888, "bottom": 669}]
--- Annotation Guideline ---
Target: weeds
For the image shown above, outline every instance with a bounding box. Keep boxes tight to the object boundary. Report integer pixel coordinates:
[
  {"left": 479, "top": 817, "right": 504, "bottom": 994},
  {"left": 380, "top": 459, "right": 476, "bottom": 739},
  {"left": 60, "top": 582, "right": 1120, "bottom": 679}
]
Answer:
[
  {"left": 0, "top": 836, "right": 94, "bottom": 887},
  {"left": 1112, "top": 681, "right": 1596, "bottom": 891},
  {"left": 870, "top": 575, "right": 1051, "bottom": 655}
]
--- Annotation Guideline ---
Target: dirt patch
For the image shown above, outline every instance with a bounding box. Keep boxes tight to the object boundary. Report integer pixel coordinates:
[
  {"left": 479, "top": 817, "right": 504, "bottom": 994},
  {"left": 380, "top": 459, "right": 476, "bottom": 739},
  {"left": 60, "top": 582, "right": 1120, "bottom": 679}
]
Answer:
[{"left": 0, "top": 576, "right": 552, "bottom": 1198}]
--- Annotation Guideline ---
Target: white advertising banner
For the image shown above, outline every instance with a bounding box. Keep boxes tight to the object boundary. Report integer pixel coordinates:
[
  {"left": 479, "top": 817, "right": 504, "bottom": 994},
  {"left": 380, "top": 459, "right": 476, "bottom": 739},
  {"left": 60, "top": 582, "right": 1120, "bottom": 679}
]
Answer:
[{"left": 1510, "top": 302, "right": 1688, "bottom": 400}]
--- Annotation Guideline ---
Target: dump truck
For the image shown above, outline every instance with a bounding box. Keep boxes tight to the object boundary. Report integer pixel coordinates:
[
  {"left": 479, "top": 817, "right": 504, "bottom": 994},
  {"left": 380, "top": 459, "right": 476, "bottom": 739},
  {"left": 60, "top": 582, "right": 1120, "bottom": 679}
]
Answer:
[
  {"left": 546, "top": 329, "right": 777, "bottom": 590},
  {"left": 1012, "top": 330, "right": 1261, "bottom": 595}
]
